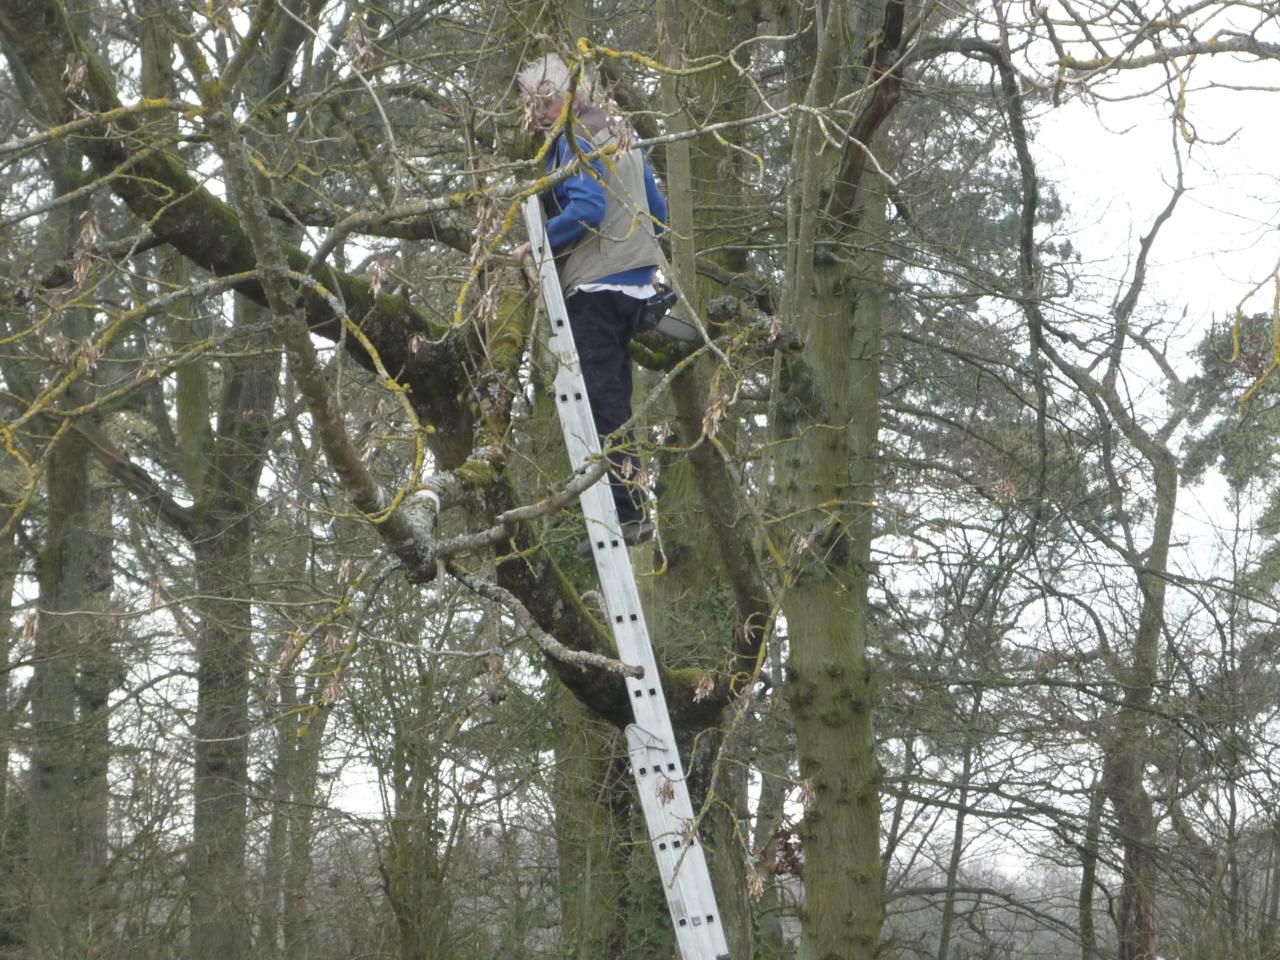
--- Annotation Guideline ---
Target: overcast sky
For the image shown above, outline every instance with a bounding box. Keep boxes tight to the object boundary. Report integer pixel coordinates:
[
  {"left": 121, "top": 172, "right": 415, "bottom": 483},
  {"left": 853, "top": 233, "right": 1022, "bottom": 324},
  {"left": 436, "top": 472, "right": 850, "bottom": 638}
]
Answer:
[{"left": 1035, "top": 54, "right": 1280, "bottom": 328}]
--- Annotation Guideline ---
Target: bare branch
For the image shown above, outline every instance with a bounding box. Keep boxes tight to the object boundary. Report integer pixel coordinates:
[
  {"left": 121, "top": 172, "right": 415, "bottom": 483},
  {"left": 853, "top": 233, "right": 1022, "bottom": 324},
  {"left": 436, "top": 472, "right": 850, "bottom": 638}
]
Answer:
[
  {"left": 447, "top": 561, "right": 643, "bottom": 679},
  {"left": 1059, "top": 36, "right": 1280, "bottom": 73}
]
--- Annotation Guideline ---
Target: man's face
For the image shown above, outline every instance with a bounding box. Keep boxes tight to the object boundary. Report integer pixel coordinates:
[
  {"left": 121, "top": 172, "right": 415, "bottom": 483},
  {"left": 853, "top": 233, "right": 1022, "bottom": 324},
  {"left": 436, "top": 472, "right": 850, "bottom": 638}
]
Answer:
[{"left": 531, "top": 93, "right": 566, "bottom": 130}]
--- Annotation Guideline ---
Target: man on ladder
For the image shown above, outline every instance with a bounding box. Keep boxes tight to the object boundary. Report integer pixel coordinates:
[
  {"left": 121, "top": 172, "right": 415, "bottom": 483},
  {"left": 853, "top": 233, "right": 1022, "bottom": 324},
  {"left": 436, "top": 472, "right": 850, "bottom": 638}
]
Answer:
[
  {"left": 511, "top": 53, "right": 668, "bottom": 557},
  {"left": 512, "top": 53, "right": 732, "bottom": 960}
]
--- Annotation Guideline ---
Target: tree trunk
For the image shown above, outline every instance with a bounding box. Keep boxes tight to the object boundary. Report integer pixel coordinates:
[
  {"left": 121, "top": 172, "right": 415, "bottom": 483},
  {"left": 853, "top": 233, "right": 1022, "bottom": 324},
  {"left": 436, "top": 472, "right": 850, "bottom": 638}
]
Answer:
[
  {"left": 187, "top": 525, "right": 254, "bottom": 958},
  {"left": 283, "top": 684, "right": 329, "bottom": 960},
  {"left": 937, "top": 693, "right": 981, "bottom": 960},
  {"left": 187, "top": 298, "right": 280, "bottom": 959},
  {"left": 28, "top": 425, "right": 92, "bottom": 958},
  {"left": 777, "top": 7, "right": 891, "bottom": 954},
  {"left": 1078, "top": 778, "right": 1103, "bottom": 960},
  {"left": 1100, "top": 450, "right": 1176, "bottom": 960},
  {"left": 1105, "top": 741, "right": 1158, "bottom": 960},
  {"left": 74, "top": 468, "right": 117, "bottom": 941},
  {"left": 26, "top": 107, "right": 101, "bottom": 952},
  {"left": 780, "top": 198, "right": 886, "bottom": 960},
  {"left": 260, "top": 664, "right": 330, "bottom": 960},
  {"left": 1260, "top": 818, "right": 1280, "bottom": 958},
  {"left": 0, "top": 521, "right": 16, "bottom": 946},
  {"left": 551, "top": 679, "right": 630, "bottom": 959},
  {"left": 258, "top": 681, "right": 292, "bottom": 958}
]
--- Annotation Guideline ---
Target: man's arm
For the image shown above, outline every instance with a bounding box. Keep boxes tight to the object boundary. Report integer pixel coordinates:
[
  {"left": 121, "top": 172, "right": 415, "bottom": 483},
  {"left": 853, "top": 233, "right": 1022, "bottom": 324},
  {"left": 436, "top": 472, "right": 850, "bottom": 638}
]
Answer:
[
  {"left": 544, "top": 135, "right": 607, "bottom": 250},
  {"left": 512, "top": 135, "right": 607, "bottom": 265}
]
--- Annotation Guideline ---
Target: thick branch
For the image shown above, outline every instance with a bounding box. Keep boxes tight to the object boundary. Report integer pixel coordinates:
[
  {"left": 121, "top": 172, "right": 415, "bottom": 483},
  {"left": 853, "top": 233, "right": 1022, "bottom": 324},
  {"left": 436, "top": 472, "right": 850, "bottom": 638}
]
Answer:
[
  {"left": 270, "top": 200, "right": 473, "bottom": 254},
  {"left": 0, "top": 0, "right": 477, "bottom": 460},
  {"left": 827, "top": 0, "right": 905, "bottom": 223},
  {"left": 671, "top": 369, "right": 773, "bottom": 678},
  {"left": 74, "top": 419, "right": 198, "bottom": 539},
  {"left": 1059, "top": 36, "right": 1280, "bottom": 72}
]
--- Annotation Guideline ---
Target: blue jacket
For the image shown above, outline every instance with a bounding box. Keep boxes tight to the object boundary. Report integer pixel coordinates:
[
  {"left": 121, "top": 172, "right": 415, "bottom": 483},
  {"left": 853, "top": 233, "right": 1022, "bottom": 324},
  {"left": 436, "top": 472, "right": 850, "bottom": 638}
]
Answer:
[{"left": 544, "top": 131, "right": 668, "bottom": 286}]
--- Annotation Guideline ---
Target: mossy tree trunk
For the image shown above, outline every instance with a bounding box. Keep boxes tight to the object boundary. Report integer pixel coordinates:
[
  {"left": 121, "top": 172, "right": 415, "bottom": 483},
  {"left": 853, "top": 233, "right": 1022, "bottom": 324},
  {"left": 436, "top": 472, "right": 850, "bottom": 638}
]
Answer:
[
  {"left": 551, "top": 679, "right": 632, "bottom": 959},
  {"left": 773, "top": 1, "right": 901, "bottom": 957},
  {"left": 777, "top": 240, "right": 885, "bottom": 960}
]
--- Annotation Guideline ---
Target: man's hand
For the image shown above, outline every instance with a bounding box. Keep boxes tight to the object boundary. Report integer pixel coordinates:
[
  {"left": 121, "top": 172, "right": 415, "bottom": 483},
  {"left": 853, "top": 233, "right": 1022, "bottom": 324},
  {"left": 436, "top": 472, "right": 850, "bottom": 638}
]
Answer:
[{"left": 511, "top": 241, "right": 532, "bottom": 265}]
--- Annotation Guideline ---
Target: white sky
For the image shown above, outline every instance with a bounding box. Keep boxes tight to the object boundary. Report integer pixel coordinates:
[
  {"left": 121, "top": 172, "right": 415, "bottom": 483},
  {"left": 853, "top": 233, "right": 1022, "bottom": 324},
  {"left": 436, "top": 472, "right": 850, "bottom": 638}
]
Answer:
[{"left": 1035, "top": 58, "right": 1280, "bottom": 326}]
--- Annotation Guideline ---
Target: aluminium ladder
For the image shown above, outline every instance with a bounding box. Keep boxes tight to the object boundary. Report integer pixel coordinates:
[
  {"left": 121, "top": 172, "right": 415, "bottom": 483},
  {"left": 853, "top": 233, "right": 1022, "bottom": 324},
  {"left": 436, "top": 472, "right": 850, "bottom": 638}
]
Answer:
[{"left": 522, "top": 197, "right": 731, "bottom": 960}]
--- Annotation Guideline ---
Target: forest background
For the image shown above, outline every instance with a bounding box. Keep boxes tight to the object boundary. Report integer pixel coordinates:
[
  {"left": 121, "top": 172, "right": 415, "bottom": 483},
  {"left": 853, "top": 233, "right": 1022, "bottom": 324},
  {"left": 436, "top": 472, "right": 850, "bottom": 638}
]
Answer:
[{"left": 1, "top": 1, "right": 1280, "bottom": 959}]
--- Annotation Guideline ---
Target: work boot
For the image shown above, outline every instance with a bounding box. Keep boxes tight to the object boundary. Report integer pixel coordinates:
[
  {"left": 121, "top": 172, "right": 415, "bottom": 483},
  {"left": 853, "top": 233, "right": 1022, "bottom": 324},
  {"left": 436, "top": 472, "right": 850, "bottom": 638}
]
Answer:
[{"left": 576, "top": 518, "right": 655, "bottom": 558}]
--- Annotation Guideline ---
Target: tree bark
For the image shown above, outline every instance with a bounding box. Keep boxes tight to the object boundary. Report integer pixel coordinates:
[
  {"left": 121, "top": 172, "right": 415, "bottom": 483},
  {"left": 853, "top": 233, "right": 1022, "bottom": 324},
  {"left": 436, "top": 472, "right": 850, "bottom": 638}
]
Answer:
[
  {"left": 25, "top": 90, "right": 102, "bottom": 954},
  {"left": 28, "top": 426, "right": 92, "bottom": 958},
  {"left": 551, "top": 679, "right": 630, "bottom": 959},
  {"left": 0, "top": 512, "right": 17, "bottom": 944},
  {"left": 282, "top": 696, "right": 327, "bottom": 960},
  {"left": 780, "top": 245, "right": 884, "bottom": 960},
  {"left": 74, "top": 468, "right": 116, "bottom": 928},
  {"left": 937, "top": 692, "right": 981, "bottom": 960},
  {"left": 187, "top": 299, "right": 280, "bottom": 959},
  {"left": 775, "top": 4, "right": 898, "bottom": 957},
  {"left": 1078, "top": 778, "right": 1103, "bottom": 960}
]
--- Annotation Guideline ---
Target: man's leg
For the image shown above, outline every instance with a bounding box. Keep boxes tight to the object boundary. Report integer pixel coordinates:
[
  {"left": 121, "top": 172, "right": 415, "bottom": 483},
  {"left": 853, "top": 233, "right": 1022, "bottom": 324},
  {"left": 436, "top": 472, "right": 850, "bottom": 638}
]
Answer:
[{"left": 565, "top": 290, "right": 646, "bottom": 524}]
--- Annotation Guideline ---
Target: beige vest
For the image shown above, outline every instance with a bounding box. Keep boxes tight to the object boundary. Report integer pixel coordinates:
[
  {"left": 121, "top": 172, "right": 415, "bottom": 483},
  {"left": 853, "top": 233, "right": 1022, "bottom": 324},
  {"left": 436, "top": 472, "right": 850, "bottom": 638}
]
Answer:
[{"left": 555, "top": 125, "right": 661, "bottom": 294}]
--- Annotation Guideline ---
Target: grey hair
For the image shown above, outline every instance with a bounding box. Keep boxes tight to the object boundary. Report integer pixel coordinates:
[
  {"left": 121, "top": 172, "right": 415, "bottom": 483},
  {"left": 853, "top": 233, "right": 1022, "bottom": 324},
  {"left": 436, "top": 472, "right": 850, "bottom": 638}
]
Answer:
[{"left": 516, "top": 53, "right": 594, "bottom": 102}]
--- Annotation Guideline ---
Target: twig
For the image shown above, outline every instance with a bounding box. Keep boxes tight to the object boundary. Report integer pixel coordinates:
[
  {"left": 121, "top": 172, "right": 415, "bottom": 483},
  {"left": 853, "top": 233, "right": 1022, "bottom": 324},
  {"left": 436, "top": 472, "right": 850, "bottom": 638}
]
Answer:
[{"left": 447, "top": 560, "right": 643, "bottom": 678}]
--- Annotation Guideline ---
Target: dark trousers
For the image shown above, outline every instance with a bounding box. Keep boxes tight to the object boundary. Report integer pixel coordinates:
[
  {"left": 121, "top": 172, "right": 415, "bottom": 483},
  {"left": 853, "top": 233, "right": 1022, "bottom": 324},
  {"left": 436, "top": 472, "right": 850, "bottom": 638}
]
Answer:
[{"left": 565, "top": 289, "right": 646, "bottom": 524}]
